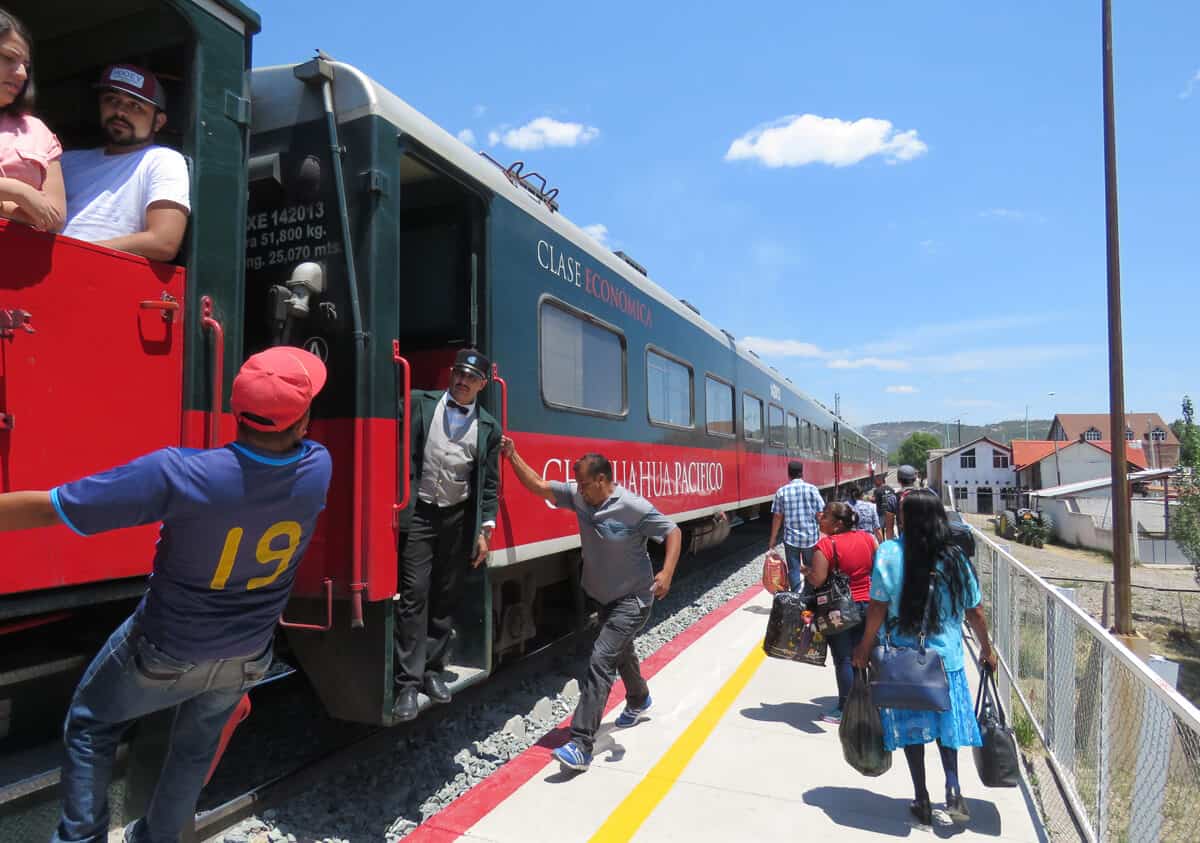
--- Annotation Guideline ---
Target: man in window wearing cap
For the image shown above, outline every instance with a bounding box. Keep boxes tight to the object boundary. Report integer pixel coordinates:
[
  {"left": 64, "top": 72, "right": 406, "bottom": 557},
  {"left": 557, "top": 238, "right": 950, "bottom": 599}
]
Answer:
[
  {"left": 60, "top": 63, "right": 190, "bottom": 262},
  {"left": 393, "top": 348, "right": 502, "bottom": 722},
  {"left": 0, "top": 347, "right": 330, "bottom": 843}
]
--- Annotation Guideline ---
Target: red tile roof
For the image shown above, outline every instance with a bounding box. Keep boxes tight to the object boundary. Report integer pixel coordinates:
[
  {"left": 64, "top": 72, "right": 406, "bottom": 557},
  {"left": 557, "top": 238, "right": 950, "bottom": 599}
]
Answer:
[
  {"left": 1051, "top": 413, "right": 1179, "bottom": 445},
  {"left": 1010, "top": 439, "right": 1148, "bottom": 471}
]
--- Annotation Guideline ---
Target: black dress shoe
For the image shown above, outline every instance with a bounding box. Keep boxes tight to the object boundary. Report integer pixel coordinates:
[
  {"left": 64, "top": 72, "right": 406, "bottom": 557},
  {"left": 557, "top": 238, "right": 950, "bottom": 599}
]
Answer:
[
  {"left": 424, "top": 673, "right": 452, "bottom": 703},
  {"left": 393, "top": 687, "right": 419, "bottom": 722}
]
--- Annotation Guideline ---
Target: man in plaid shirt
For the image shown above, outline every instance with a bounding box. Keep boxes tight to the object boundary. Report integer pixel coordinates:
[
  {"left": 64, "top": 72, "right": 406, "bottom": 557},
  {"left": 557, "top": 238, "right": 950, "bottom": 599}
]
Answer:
[{"left": 767, "top": 461, "right": 826, "bottom": 592}]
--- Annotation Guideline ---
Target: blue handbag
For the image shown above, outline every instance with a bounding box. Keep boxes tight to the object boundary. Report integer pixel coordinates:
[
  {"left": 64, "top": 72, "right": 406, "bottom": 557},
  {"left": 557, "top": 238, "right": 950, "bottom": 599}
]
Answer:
[{"left": 869, "top": 572, "right": 951, "bottom": 712}]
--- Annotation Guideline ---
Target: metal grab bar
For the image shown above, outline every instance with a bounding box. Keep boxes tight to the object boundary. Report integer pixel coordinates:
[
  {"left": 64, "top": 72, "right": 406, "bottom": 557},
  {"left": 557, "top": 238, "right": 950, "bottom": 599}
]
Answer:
[
  {"left": 200, "top": 296, "right": 224, "bottom": 449},
  {"left": 491, "top": 362, "right": 509, "bottom": 502},
  {"left": 279, "top": 578, "right": 334, "bottom": 631},
  {"left": 491, "top": 362, "right": 508, "bottom": 429},
  {"left": 392, "top": 341, "right": 412, "bottom": 521}
]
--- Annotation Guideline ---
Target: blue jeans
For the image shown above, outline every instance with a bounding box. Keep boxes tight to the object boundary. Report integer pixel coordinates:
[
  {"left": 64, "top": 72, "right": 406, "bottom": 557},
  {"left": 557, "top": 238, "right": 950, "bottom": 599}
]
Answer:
[
  {"left": 52, "top": 615, "right": 271, "bottom": 843},
  {"left": 826, "top": 601, "right": 870, "bottom": 710},
  {"left": 784, "top": 544, "right": 815, "bottom": 593}
]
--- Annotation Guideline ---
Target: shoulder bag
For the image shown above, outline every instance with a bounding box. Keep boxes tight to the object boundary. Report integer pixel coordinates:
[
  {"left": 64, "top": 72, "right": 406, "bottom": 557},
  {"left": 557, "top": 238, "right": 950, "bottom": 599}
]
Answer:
[
  {"left": 811, "top": 536, "right": 864, "bottom": 636},
  {"left": 972, "top": 663, "right": 1021, "bottom": 787},
  {"left": 868, "top": 572, "right": 951, "bottom": 711}
]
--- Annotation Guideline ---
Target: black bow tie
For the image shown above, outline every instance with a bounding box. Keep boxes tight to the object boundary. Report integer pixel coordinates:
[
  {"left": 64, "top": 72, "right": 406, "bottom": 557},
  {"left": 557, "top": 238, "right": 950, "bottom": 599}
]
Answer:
[{"left": 447, "top": 400, "right": 469, "bottom": 414}]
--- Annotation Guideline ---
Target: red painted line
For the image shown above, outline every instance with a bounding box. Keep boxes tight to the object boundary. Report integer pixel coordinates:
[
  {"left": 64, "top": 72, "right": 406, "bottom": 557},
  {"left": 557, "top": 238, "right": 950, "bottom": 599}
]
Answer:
[
  {"left": 410, "top": 581, "right": 766, "bottom": 841},
  {"left": 0, "top": 611, "right": 72, "bottom": 636}
]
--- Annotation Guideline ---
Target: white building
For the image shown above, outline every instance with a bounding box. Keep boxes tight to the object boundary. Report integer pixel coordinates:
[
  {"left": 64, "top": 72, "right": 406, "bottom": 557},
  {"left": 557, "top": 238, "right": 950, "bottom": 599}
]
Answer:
[
  {"left": 1011, "top": 439, "right": 1148, "bottom": 491},
  {"left": 927, "top": 437, "right": 1017, "bottom": 514}
]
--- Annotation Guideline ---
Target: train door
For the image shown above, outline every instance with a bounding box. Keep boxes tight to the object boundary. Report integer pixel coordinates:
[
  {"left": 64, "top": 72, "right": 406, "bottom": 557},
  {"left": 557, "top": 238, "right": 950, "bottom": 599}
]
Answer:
[{"left": 394, "top": 146, "right": 493, "bottom": 696}]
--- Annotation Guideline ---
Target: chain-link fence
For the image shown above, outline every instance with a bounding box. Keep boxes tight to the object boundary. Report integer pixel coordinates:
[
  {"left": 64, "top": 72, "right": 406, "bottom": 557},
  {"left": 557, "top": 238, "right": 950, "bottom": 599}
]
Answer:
[{"left": 973, "top": 529, "right": 1200, "bottom": 843}]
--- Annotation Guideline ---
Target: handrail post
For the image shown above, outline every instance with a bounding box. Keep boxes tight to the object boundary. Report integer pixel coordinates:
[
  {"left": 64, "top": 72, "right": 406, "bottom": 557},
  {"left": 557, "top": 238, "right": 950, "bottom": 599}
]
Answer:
[
  {"left": 392, "top": 341, "right": 412, "bottom": 523},
  {"left": 199, "top": 296, "right": 224, "bottom": 449},
  {"left": 492, "top": 363, "right": 508, "bottom": 501},
  {"left": 279, "top": 578, "right": 334, "bottom": 631}
]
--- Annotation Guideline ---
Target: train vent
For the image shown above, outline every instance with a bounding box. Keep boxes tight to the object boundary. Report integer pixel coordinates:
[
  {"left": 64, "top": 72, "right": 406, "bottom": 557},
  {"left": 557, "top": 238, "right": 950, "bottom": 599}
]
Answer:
[
  {"left": 613, "top": 250, "right": 648, "bottom": 276},
  {"left": 679, "top": 299, "right": 701, "bottom": 315},
  {"left": 720, "top": 328, "right": 737, "bottom": 344}
]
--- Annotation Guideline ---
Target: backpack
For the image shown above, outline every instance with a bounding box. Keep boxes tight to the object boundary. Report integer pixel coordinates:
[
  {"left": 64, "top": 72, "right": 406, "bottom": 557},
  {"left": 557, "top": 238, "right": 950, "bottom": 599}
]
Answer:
[{"left": 873, "top": 484, "right": 896, "bottom": 520}]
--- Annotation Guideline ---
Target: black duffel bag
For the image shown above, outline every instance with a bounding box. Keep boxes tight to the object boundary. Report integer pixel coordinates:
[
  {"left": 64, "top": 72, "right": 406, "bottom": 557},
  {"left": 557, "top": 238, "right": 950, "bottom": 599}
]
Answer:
[{"left": 972, "top": 663, "right": 1021, "bottom": 787}]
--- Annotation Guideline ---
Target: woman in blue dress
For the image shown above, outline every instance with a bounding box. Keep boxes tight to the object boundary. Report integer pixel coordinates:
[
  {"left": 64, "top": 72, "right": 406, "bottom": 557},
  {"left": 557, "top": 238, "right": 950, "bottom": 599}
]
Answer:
[{"left": 852, "top": 490, "right": 998, "bottom": 826}]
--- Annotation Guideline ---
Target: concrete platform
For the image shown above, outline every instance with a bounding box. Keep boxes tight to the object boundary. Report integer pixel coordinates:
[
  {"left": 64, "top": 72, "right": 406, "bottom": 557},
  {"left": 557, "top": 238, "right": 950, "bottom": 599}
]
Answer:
[{"left": 408, "top": 586, "right": 1047, "bottom": 843}]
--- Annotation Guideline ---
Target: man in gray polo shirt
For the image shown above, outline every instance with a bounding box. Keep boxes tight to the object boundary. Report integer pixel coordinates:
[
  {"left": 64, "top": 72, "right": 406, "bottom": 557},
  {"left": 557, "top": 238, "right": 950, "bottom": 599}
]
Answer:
[{"left": 502, "top": 440, "right": 681, "bottom": 772}]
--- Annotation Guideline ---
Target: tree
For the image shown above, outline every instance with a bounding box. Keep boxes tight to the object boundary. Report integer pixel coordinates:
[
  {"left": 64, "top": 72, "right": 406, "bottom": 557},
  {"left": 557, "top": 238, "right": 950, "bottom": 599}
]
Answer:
[
  {"left": 1171, "top": 396, "right": 1200, "bottom": 582},
  {"left": 896, "top": 432, "right": 942, "bottom": 475}
]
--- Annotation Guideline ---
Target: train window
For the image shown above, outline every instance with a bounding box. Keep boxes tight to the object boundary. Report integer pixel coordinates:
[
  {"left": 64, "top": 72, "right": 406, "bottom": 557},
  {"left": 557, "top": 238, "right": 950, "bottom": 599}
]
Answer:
[
  {"left": 803, "top": 420, "right": 814, "bottom": 450},
  {"left": 646, "top": 348, "right": 693, "bottom": 428},
  {"left": 743, "top": 394, "right": 764, "bottom": 441},
  {"left": 540, "top": 299, "right": 627, "bottom": 417},
  {"left": 768, "top": 404, "right": 786, "bottom": 447},
  {"left": 705, "top": 376, "right": 735, "bottom": 437},
  {"left": 788, "top": 413, "right": 801, "bottom": 450}
]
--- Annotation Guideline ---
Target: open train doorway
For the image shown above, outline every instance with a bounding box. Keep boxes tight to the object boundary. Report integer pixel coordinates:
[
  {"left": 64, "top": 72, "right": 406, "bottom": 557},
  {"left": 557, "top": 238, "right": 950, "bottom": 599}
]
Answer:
[{"left": 394, "top": 146, "right": 494, "bottom": 709}]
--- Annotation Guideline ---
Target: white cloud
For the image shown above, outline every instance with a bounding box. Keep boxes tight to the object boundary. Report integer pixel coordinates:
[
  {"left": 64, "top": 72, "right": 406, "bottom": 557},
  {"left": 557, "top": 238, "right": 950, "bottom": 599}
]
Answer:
[
  {"left": 742, "top": 337, "right": 830, "bottom": 358},
  {"left": 1180, "top": 70, "right": 1200, "bottom": 100},
  {"left": 828, "top": 357, "right": 910, "bottom": 371},
  {"left": 582, "top": 223, "right": 609, "bottom": 245},
  {"left": 886, "top": 385, "right": 918, "bottom": 394},
  {"left": 920, "top": 344, "right": 1096, "bottom": 374},
  {"left": 489, "top": 117, "right": 599, "bottom": 151},
  {"left": 725, "top": 114, "right": 927, "bottom": 168},
  {"left": 456, "top": 128, "right": 476, "bottom": 146}
]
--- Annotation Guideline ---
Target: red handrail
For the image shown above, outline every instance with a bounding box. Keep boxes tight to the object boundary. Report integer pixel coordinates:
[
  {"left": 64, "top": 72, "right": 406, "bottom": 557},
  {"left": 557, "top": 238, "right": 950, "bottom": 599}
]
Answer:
[
  {"left": 392, "top": 340, "right": 412, "bottom": 522},
  {"left": 200, "top": 296, "right": 224, "bottom": 449},
  {"left": 491, "top": 362, "right": 508, "bottom": 429},
  {"left": 492, "top": 362, "right": 509, "bottom": 501},
  {"left": 279, "top": 577, "right": 334, "bottom": 631}
]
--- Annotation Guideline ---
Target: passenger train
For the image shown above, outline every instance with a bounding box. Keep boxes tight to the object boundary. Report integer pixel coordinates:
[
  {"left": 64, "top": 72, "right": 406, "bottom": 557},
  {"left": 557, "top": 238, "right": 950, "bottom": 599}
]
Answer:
[{"left": 0, "top": 0, "right": 884, "bottom": 754}]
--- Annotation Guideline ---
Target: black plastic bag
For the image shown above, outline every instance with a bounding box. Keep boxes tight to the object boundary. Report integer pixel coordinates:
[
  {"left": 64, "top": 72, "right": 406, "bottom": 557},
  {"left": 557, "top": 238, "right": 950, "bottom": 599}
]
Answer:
[
  {"left": 840, "top": 669, "right": 892, "bottom": 777},
  {"left": 763, "top": 590, "right": 825, "bottom": 664},
  {"left": 972, "top": 664, "right": 1021, "bottom": 787}
]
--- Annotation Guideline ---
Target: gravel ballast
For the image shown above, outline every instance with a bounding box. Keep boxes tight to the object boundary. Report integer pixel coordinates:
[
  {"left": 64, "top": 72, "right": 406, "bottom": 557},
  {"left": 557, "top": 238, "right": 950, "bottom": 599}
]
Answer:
[{"left": 209, "top": 529, "right": 769, "bottom": 842}]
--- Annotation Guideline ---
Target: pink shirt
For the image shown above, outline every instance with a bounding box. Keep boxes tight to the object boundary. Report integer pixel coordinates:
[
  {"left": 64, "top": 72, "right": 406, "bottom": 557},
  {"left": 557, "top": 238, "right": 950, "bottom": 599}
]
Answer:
[{"left": 0, "top": 113, "right": 63, "bottom": 190}]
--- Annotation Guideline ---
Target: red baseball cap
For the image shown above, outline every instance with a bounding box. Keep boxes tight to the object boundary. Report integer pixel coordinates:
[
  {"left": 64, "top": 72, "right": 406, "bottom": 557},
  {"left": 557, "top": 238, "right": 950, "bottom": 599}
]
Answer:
[
  {"left": 231, "top": 346, "right": 327, "bottom": 432},
  {"left": 95, "top": 63, "right": 168, "bottom": 110}
]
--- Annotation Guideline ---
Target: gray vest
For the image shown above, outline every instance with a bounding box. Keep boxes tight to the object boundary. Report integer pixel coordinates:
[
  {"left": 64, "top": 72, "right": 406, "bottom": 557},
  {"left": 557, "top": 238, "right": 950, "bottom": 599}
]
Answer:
[{"left": 417, "top": 399, "right": 479, "bottom": 508}]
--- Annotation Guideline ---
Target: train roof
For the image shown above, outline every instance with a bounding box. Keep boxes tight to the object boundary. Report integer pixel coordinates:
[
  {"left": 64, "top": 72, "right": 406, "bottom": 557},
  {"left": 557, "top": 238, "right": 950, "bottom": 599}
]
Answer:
[{"left": 250, "top": 59, "right": 876, "bottom": 446}]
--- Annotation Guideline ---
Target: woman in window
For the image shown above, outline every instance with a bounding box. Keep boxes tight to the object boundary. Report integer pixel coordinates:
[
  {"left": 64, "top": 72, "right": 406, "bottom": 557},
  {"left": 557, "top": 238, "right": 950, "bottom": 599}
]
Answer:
[
  {"left": 852, "top": 490, "right": 998, "bottom": 826},
  {"left": 0, "top": 8, "right": 65, "bottom": 232}
]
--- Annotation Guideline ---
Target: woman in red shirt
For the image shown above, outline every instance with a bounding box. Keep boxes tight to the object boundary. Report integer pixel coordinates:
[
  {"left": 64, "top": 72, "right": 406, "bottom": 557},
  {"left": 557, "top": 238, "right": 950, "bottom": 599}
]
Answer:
[{"left": 806, "top": 501, "right": 877, "bottom": 723}]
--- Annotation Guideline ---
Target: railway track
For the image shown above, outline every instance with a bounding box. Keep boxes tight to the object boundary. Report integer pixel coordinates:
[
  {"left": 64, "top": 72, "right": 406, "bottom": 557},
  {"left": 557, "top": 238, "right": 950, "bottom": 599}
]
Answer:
[{"left": 0, "top": 520, "right": 770, "bottom": 842}]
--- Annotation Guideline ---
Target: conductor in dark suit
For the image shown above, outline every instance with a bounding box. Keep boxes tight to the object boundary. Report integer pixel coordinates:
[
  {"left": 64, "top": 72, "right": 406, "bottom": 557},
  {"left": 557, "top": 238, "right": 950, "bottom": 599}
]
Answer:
[{"left": 393, "top": 348, "right": 502, "bottom": 721}]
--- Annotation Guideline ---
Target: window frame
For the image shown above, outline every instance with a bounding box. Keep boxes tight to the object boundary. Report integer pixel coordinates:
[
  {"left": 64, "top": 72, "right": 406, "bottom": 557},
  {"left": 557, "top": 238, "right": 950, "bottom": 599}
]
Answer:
[
  {"left": 537, "top": 294, "right": 629, "bottom": 419},
  {"left": 1151, "top": 428, "right": 1167, "bottom": 442},
  {"left": 768, "top": 403, "right": 787, "bottom": 447},
  {"left": 960, "top": 448, "right": 977, "bottom": 469},
  {"left": 703, "top": 373, "right": 736, "bottom": 439},
  {"left": 1084, "top": 427, "right": 1102, "bottom": 442},
  {"left": 787, "top": 412, "right": 801, "bottom": 450},
  {"left": 993, "top": 451, "right": 1010, "bottom": 469},
  {"left": 742, "top": 391, "right": 765, "bottom": 442},
  {"left": 644, "top": 344, "right": 695, "bottom": 430}
]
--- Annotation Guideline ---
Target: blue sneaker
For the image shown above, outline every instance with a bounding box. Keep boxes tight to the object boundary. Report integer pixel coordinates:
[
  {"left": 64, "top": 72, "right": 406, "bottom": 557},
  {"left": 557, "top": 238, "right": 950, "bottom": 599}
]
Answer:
[
  {"left": 615, "top": 695, "right": 653, "bottom": 728},
  {"left": 552, "top": 740, "right": 592, "bottom": 771}
]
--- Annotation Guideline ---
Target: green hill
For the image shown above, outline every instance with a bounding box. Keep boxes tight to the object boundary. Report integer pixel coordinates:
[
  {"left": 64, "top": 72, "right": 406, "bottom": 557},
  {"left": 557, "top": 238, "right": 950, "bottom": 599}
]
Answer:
[{"left": 862, "top": 419, "right": 1052, "bottom": 457}]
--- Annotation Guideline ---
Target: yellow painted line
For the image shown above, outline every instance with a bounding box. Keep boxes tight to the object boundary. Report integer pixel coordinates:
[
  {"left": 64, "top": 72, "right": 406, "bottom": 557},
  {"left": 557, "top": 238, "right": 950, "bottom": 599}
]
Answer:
[{"left": 589, "top": 644, "right": 767, "bottom": 842}]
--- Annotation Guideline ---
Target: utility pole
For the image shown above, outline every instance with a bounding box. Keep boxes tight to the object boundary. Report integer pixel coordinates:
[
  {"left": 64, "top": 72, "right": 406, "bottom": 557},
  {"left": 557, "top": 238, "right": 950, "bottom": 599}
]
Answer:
[
  {"left": 1025, "top": 404, "right": 1029, "bottom": 440},
  {"left": 1102, "top": 0, "right": 1134, "bottom": 636},
  {"left": 957, "top": 418, "right": 962, "bottom": 445}
]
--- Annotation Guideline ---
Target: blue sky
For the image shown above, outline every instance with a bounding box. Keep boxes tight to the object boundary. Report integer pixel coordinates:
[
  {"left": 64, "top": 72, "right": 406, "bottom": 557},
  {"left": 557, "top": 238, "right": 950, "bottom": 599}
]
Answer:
[{"left": 253, "top": 1, "right": 1198, "bottom": 429}]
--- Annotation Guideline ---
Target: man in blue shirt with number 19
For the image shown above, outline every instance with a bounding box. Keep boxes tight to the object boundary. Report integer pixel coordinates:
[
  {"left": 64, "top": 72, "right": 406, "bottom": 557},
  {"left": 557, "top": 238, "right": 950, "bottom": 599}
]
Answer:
[{"left": 0, "top": 346, "right": 331, "bottom": 843}]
